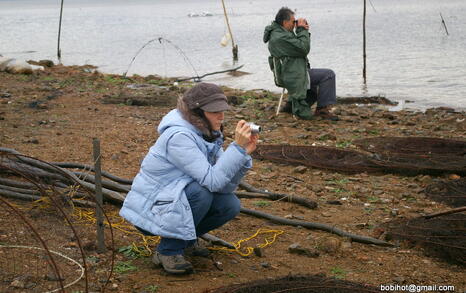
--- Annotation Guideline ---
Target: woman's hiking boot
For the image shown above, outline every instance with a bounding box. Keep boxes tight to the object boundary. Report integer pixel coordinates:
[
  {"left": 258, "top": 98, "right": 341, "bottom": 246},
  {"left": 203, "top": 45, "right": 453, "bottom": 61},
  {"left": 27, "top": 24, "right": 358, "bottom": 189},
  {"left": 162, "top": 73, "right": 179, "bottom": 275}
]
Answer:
[
  {"left": 185, "top": 240, "right": 211, "bottom": 257},
  {"left": 152, "top": 252, "right": 193, "bottom": 274},
  {"left": 314, "top": 105, "right": 339, "bottom": 121}
]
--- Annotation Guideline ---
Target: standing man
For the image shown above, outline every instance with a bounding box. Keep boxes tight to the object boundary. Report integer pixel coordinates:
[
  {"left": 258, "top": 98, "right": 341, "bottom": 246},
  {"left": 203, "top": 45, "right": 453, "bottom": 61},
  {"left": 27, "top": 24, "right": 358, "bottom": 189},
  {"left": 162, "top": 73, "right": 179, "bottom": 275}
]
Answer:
[{"left": 264, "top": 7, "right": 338, "bottom": 121}]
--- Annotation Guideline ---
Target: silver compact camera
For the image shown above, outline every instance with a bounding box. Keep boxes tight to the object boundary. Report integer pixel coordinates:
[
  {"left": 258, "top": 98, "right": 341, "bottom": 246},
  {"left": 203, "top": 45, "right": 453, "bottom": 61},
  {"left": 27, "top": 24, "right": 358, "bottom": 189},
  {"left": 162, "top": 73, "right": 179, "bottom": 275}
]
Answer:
[{"left": 247, "top": 122, "right": 261, "bottom": 134}]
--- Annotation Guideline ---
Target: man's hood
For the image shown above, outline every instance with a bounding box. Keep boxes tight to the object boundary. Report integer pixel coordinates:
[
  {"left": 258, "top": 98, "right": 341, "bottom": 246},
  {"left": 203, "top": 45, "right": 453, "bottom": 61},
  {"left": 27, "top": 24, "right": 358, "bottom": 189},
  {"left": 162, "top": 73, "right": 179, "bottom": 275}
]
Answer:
[
  {"left": 263, "top": 21, "right": 283, "bottom": 43},
  {"left": 157, "top": 109, "right": 202, "bottom": 136}
]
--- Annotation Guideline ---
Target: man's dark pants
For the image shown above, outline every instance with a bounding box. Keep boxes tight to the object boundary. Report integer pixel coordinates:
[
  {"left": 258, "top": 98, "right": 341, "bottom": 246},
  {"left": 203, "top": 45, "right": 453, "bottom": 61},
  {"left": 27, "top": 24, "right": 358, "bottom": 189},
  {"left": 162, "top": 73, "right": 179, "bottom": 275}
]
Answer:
[{"left": 306, "top": 68, "right": 336, "bottom": 108}]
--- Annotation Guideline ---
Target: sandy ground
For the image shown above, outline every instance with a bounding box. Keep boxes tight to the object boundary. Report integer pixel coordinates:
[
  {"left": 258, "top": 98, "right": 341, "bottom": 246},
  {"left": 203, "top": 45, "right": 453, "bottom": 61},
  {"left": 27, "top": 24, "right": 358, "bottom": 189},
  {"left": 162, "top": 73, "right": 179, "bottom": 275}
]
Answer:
[{"left": 0, "top": 64, "right": 465, "bottom": 292}]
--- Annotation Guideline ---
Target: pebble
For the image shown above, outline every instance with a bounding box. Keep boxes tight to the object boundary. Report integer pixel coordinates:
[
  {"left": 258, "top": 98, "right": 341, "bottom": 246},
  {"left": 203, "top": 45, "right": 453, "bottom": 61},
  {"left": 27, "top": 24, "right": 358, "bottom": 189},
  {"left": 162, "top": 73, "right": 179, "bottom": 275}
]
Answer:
[
  {"left": 292, "top": 166, "right": 308, "bottom": 174},
  {"left": 288, "top": 243, "right": 320, "bottom": 258},
  {"left": 260, "top": 262, "right": 270, "bottom": 268},
  {"left": 318, "top": 237, "right": 341, "bottom": 254}
]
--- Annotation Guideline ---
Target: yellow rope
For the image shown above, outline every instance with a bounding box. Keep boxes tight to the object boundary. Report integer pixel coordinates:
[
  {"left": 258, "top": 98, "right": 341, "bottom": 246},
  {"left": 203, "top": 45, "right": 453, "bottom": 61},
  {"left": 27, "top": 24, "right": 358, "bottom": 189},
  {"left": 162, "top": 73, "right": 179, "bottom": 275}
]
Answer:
[
  {"left": 8, "top": 193, "right": 284, "bottom": 257},
  {"left": 209, "top": 228, "right": 284, "bottom": 257}
]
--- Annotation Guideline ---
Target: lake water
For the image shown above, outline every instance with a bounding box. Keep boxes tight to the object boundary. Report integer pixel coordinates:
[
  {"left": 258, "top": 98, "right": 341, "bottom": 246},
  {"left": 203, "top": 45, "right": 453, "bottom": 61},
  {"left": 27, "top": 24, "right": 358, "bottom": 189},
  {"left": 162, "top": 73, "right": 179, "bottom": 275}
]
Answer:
[{"left": 1, "top": 0, "right": 465, "bottom": 111}]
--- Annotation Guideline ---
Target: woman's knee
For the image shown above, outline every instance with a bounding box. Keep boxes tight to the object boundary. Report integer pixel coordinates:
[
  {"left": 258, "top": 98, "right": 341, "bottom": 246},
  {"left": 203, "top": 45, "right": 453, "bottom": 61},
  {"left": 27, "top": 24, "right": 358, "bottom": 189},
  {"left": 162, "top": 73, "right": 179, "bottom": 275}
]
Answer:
[
  {"left": 185, "top": 181, "right": 213, "bottom": 206},
  {"left": 223, "top": 195, "right": 241, "bottom": 220}
]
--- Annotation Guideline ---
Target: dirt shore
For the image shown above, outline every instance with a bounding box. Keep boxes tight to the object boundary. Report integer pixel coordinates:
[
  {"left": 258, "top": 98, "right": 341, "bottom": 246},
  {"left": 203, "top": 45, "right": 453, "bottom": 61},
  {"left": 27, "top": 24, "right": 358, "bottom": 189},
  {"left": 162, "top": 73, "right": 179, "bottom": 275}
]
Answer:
[{"left": 1, "top": 64, "right": 465, "bottom": 292}]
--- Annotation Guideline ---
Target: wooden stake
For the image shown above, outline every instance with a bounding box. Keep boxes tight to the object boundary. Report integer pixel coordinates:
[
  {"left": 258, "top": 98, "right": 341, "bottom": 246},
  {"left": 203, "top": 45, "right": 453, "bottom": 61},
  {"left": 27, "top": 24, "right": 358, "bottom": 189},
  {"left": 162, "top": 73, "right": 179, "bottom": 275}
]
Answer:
[
  {"left": 363, "top": 0, "right": 367, "bottom": 82},
  {"left": 57, "top": 0, "right": 64, "bottom": 63},
  {"left": 276, "top": 88, "right": 285, "bottom": 116},
  {"left": 93, "top": 138, "right": 106, "bottom": 253},
  {"left": 440, "top": 13, "right": 449, "bottom": 36},
  {"left": 221, "top": 0, "right": 238, "bottom": 61}
]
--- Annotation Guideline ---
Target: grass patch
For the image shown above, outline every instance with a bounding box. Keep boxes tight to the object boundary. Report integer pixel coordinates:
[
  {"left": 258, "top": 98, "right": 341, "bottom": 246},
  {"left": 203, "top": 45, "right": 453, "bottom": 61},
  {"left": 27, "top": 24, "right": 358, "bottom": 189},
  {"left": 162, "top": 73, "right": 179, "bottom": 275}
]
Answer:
[
  {"left": 104, "top": 75, "right": 129, "bottom": 84},
  {"left": 253, "top": 200, "right": 271, "bottom": 208},
  {"left": 367, "top": 196, "right": 380, "bottom": 203},
  {"left": 330, "top": 266, "right": 347, "bottom": 279},
  {"left": 118, "top": 244, "right": 145, "bottom": 259},
  {"left": 114, "top": 261, "right": 138, "bottom": 274},
  {"left": 336, "top": 140, "right": 352, "bottom": 148},
  {"left": 144, "top": 285, "right": 160, "bottom": 292}
]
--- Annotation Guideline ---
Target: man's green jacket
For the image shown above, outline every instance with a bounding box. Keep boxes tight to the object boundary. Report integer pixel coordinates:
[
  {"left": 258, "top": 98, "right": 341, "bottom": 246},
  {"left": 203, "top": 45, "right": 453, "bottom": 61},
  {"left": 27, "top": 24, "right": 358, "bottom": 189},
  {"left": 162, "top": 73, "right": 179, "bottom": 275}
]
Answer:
[{"left": 263, "top": 21, "right": 312, "bottom": 118}]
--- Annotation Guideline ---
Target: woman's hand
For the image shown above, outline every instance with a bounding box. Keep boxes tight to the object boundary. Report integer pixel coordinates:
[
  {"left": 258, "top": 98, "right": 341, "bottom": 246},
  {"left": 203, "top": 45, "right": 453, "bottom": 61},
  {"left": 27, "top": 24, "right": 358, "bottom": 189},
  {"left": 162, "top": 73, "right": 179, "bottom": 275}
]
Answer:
[{"left": 234, "top": 120, "right": 259, "bottom": 155}]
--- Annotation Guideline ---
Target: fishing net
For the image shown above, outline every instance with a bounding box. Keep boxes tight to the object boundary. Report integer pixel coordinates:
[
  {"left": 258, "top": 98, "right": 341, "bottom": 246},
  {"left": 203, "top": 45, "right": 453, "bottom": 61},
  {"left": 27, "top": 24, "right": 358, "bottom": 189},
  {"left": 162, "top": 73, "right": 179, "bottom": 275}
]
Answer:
[
  {"left": 0, "top": 152, "right": 116, "bottom": 292},
  {"left": 253, "top": 145, "right": 380, "bottom": 174},
  {"left": 370, "top": 153, "right": 466, "bottom": 176},
  {"left": 253, "top": 144, "right": 466, "bottom": 175},
  {"left": 383, "top": 213, "right": 466, "bottom": 267},
  {"left": 354, "top": 137, "right": 466, "bottom": 157},
  {"left": 207, "top": 274, "right": 379, "bottom": 293},
  {"left": 424, "top": 178, "right": 466, "bottom": 207}
]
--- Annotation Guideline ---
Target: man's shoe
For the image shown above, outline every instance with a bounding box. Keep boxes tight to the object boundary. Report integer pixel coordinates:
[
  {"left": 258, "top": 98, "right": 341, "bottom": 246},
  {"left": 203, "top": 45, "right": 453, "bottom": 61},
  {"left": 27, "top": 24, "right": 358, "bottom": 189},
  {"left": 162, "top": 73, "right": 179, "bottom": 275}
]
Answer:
[
  {"left": 279, "top": 101, "right": 292, "bottom": 113},
  {"left": 152, "top": 252, "right": 193, "bottom": 274},
  {"left": 314, "top": 106, "right": 339, "bottom": 121},
  {"left": 185, "top": 241, "right": 210, "bottom": 258}
]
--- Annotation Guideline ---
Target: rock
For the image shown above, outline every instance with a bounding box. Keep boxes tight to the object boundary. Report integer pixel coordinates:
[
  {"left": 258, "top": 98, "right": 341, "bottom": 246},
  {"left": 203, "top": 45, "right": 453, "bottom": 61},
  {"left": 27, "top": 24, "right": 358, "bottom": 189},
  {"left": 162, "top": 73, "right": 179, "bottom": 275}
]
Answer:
[
  {"left": 326, "top": 200, "right": 342, "bottom": 205},
  {"left": 44, "top": 273, "right": 65, "bottom": 281},
  {"left": 1, "top": 57, "right": 44, "bottom": 74},
  {"left": 260, "top": 262, "right": 270, "bottom": 268},
  {"left": 448, "top": 174, "right": 460, "bottom": 180},
  {"left": 419, "top": 175, "right": 432, "bottom": 184},
  {"left": 321, "top": 212, "right": 332, "bottom": 217},
  {"left": 39, "top": 60, "right": 55, "bottom": 67},
  {"left": 10, "top": 279, "right": 26, "bottom": 289},
  {"left": 213, "top": 261, "right": 223, "bottom": 271},
  {"left": 382, "top": 113, "right": 396, "bottom": 120},
  {"left": 296, "top": 134, "right": 309, "bottom": 139},
  {"left": 341, "top": 241, "right": 352, "bottom": 249},
  {"left": 292, "top": 166, "right": 308, "bottom": 174},
  {"left": 393, "top": 276, "right": 406, "bottom": 283},
  {"left": 288, "top": 243, "right": 319, "bottom": 258},
  {"left": 318, "top": 237, "right": 341, "bottom": 254}
]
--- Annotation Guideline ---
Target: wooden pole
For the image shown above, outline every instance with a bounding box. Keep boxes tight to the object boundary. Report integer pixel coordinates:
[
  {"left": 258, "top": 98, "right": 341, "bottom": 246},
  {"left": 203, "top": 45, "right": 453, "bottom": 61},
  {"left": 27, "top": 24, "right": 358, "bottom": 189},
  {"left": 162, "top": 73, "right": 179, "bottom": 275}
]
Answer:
[
  {"left": 57, "top": 0, "right": 64, "bottom": 63},
  {"left": 424, "top": 206, "right": 466, "bottom": 219},
  {"left": 440, "top": 13, "right": 449, "bottom": 36},
  {"left": 93, "top": 138, "right": 106, "bottom": 253},
  {"left": 363, "top": 0, "right": 367, "bottom": 83},
  {"left": 276, "top": 88, "right": 285, "bottom": 116},
  {"left": 221, "top": 0, "right": 238, "bottom": 61}
]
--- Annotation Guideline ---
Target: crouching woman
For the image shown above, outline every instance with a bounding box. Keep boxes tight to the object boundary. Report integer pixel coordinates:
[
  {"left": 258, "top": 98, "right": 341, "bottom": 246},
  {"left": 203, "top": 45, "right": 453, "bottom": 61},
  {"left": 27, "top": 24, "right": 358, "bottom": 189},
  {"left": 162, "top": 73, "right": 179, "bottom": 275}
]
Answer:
[{"left": 119, "top": 83, "right": 257, "bottom": 274}]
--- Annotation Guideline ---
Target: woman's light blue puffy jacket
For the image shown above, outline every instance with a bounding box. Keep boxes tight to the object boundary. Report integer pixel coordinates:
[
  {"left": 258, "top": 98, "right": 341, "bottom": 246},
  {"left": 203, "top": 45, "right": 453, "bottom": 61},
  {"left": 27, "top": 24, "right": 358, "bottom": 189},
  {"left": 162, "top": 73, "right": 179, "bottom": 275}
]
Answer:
[{"left": 119, "top": 109, "right": 252, "bottom": 240}]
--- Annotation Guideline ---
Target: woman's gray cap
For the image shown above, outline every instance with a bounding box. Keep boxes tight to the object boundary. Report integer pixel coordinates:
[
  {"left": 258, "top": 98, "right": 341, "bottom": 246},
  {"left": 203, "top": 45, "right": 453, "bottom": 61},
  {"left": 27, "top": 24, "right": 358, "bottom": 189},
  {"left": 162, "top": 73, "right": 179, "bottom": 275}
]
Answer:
[{"left": 183, "top": 83, "right": 230, "bottom": 112}]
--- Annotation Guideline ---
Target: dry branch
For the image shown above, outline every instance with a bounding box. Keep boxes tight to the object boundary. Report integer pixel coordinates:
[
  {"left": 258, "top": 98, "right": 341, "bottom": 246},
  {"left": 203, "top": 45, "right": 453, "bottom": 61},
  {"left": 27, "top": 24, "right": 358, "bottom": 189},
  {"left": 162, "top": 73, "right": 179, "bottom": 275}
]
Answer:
[
  {"left": 424, "top": 206, "right": 466, "bottom": 219},
  {"left": 238, "top": 181, "right": 317, "bottom": 209},
  {"left": 0, "top": 188, "right": 95, "bottom": 208},
  {"left": 74, "top": 171, "right": 130, "bottom": 193},
  {"left": 240, "top": 207, "right": 393, "bottom": 247},
  {"left": 1, "top": 152, "right": 125, "bottom": 203},
  {"left": 53, "top": 162, "right": 133, "bottom": 185},
  {"left": 200, "top": 233, "right": 235, "bottom": 249},
  {"left": 235, "top": 191, "right": 317, "bottom": 209}
]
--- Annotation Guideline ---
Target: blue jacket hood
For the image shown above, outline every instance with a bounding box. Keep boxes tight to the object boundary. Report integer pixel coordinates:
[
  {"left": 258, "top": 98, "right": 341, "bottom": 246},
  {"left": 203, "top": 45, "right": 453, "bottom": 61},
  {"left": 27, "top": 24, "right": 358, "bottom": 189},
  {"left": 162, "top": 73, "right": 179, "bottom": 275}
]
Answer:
[{"left": 157, "top": 109, "right": 202, "bottom": 136}]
